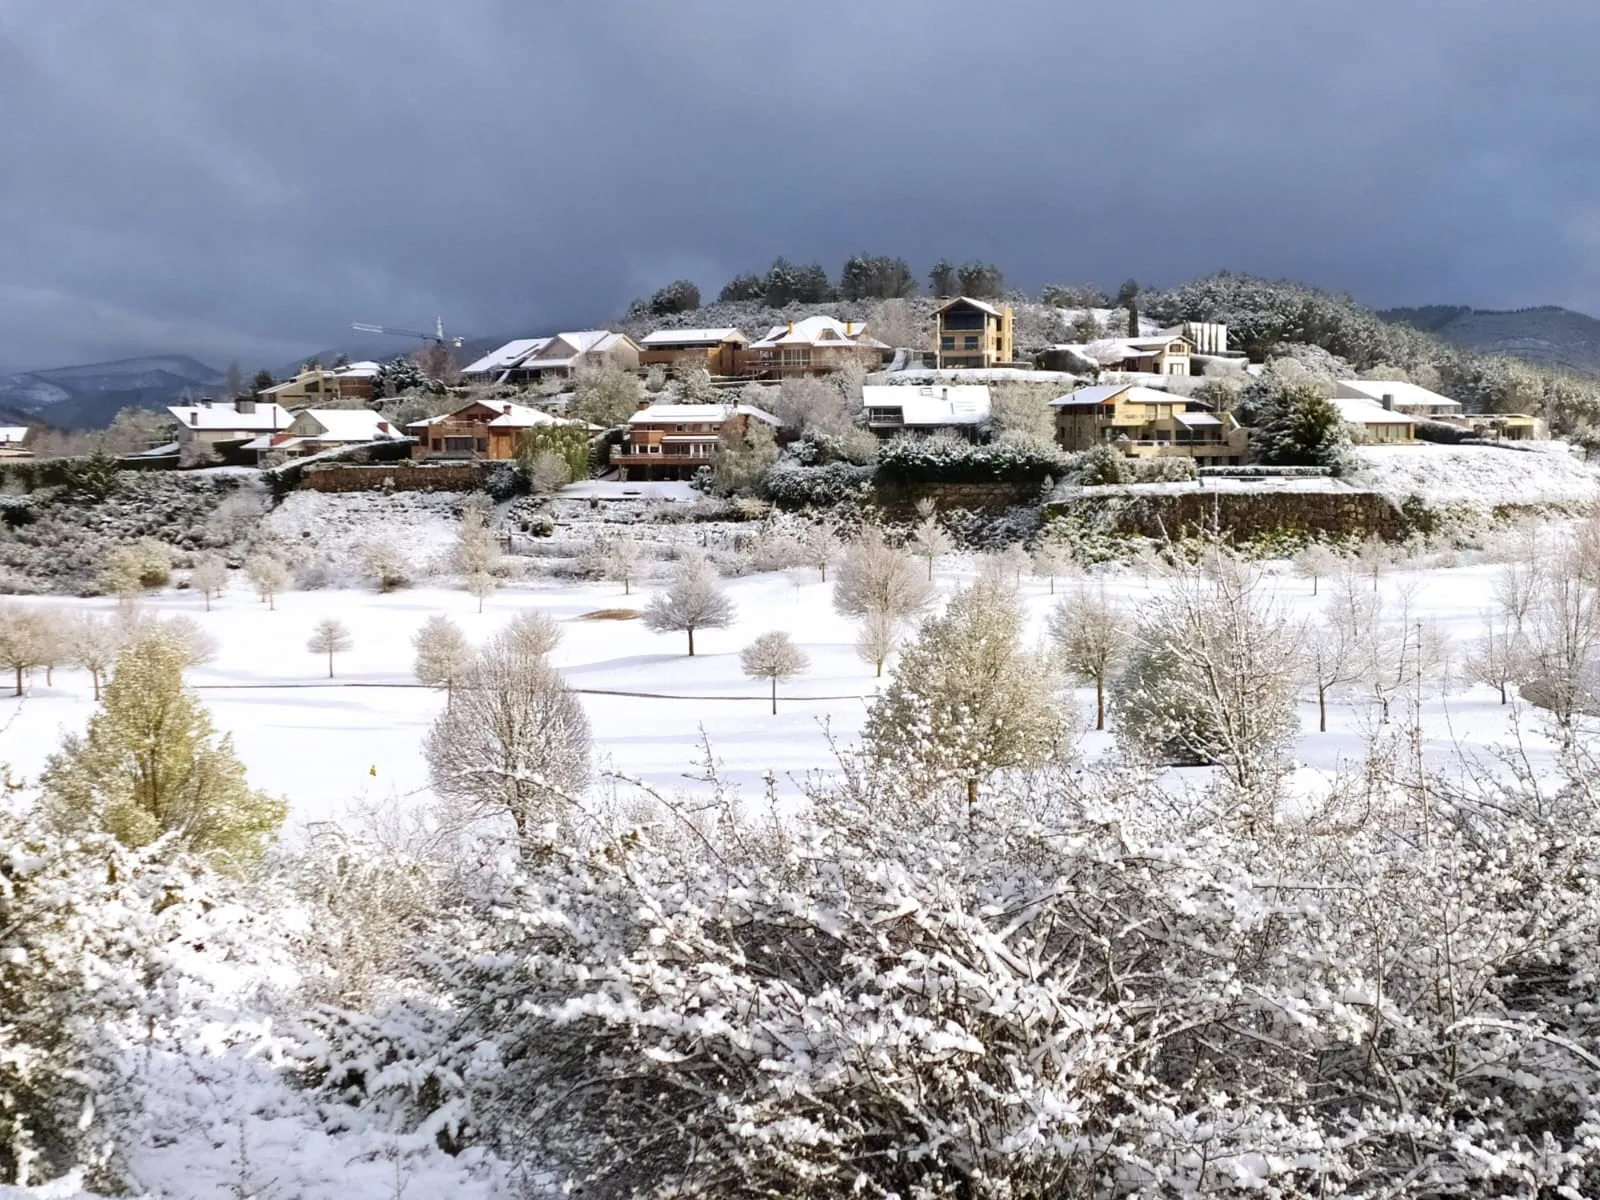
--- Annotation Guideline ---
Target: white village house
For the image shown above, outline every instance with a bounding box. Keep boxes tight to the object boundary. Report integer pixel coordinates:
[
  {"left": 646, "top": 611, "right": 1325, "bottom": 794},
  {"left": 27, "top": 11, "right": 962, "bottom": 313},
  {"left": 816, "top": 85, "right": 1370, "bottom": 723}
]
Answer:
[
  {"left": 241, "top": 408, "right": 406, "bottom": 461},
  {"left": 862, "top": 384, "right": 992, "bottom": 440},
  {"left": 168, "top": 398, "right": 292, "bottom": 459},
  {"left": 1334, "top": 379, "right": 1462, "bottom": 418},
  {"left": 461, "top": 331, "right": 641, "bottom": 384},
  {"left": 1327, "top": 394, "right": 1416, "bottom": 443}
]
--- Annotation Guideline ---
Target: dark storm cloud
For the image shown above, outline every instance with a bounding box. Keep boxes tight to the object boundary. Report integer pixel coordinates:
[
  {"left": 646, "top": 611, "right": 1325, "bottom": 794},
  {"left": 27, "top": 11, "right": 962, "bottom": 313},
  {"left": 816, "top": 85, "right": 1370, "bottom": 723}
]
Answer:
[{"left": 2, "top": 0, "right": 1598, "bottom": 372}]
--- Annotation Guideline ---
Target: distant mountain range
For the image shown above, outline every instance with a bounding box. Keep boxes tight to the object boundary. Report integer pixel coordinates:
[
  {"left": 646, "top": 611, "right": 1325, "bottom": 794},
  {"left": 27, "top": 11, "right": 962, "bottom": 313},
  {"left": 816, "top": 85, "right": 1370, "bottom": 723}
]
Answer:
[
  {"left": 0, "top": 355, "right": 224, "bottom": 430},
  {"left": 1380, "top": 305, "right": 1600, "bottom": 377}
]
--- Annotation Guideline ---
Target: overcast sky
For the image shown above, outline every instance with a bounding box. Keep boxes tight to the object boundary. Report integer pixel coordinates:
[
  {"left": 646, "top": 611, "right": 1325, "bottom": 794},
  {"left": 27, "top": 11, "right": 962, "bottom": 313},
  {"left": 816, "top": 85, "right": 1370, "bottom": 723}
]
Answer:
[{"left": 1, "top": 0, "right": 1597, "bottom": 374}]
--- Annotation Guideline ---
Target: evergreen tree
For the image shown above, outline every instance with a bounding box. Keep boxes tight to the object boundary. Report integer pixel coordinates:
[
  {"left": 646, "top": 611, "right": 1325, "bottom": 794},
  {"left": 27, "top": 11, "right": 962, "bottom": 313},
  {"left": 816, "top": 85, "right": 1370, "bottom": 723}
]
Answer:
[
  {"left": 718, "top": 273, "right": 766, "bottom": 303},
  {"left": 40, "top": 634, "right": 285, "bottom": 863},
  {"left": 250, "top": 367, "right": 275, "bottom": 394},
  {"left": 1117, "top": 279, "right": 1141, "bottom": 337},
  {"left": 840, "top": 254, "right": 917, "bottom": 301},
  {"left": 1251, "top": 382, "right": 1352, "bottom": 472},
  {"left": 647, "top": 279, "right": 701, "bottom": 315},
  {"left": 928, "top": 259, "right": 958, "bottom": 298},
  {"left": 955, "top": 261, "right": 1005, "bottom": 299}
]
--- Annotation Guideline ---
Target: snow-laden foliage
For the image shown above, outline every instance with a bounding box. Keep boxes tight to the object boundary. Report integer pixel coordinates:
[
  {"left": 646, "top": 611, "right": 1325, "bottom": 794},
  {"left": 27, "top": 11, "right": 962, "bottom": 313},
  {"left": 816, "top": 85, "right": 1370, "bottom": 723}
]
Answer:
[
  {"left": 0, "top": 812, "right": 240, "bottom": 1190},
  {"left": 294, "top": 723, "right": 1600, "bottom": 1198},
  {"left": 877, "top": 434, "right": 1072, "bottom": 486},
  {"left": 763, "top": 460, "right": 875, "bottom": 508}
]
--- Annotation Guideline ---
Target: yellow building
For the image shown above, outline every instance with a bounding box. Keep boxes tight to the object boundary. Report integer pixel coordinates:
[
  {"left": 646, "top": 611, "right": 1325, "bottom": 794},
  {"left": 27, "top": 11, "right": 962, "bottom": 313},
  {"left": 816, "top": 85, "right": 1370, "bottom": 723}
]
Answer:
[
  {"left": 1051, "top": 383, "right": 1249, "bottom": 466},
  {"left": 934, "top": 297, "right": 1014, "bottom": 369}
]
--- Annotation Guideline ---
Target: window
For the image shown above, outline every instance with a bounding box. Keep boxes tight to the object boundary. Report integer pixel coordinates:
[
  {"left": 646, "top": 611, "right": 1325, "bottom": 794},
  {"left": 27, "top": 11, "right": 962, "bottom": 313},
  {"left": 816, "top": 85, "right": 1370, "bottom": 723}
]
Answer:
[
  {"left": 676, "top": 424, "right": 685, "bottom": 432},
  {"left": 940, "top": 336, "right": 955, "bottom": 350},
  {"left": 963, "top": 336, "right": 979, "bottom": 350},
  {"left": 443, "top": 436, "right": 474, "bottom": 452}
]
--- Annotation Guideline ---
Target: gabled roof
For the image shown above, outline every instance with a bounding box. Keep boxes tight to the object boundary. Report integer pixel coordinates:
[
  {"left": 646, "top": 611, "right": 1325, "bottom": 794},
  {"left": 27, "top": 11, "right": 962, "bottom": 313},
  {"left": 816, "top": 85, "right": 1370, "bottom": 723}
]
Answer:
[
  {"left": 1329, "top": 396, "right": 1416, "bottom": 426},
  {"left": 0, "top": 427, "right": 29, "bottom": 444},
  {"left": 1050, "top": 383, "right": 1135, "bottom": 407},
  {"left": 404, "top": 399, "right": 567, "bottom": 431},
  {"left": 168, "top": 400, "right": 292, "bottom": 432},
  {"left": 749, "top": 315, "right": 889, "bottom": 350},
  {"left": 462, "top": 338, "right": 553, "bottom": 376},
  {"left": 862, "top": 384, "right": 991, "bottom": 426},
  {"left": 639, "top": 328, "right": 748, "bottom": 347},
  {"left": 334, "top": 360, "right": 382, "bottom": 379},
  {"left": 934, "top": 296, "right": 1004, "bottom": 317},
  {"left": 296, "top": 408, "right": 403, "bottom": 441},
  {"left": 519, "top": 330, "right": 637, "bottom": 370},
  {"left": 627, "top": 403, "right": 781, "bottom": 427},
  {"left": 1336, "top": 379, "right": 1462, "bottom": 412}
]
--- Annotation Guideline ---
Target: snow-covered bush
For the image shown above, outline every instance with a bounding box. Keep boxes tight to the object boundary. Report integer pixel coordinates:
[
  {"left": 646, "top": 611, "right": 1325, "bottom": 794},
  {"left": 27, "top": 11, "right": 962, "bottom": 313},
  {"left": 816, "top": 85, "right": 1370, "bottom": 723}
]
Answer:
[
  {"left": 0, "top": 811, "right": 238, "bottom": 1190},
  {"left": 877, "top": 434, "right": 1071, "bottom": 486},
  {"left": 763, "top": 460, "right": 875, "bottom": 508}
]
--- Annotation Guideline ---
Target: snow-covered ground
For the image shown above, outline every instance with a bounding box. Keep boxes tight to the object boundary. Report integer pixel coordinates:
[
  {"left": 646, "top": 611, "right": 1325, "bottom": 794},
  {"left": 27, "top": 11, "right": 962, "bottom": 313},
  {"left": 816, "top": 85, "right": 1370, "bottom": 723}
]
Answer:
[
  {"left": 0, "top": 551, "right": 1566, "bottom": 836},
  {"left": 1351, "top": 441, "right": 1600, "bottom": 506}
]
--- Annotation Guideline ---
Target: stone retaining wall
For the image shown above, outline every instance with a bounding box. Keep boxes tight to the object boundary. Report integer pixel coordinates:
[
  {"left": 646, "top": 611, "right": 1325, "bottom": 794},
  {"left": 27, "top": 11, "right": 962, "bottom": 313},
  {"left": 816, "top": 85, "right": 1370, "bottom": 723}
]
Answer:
[
  {"left": 1045, "top": 487, "right": 1407, "bottom": 542},
  {"left": 299, "top": 462, "right": 492, "bottom": 493}
]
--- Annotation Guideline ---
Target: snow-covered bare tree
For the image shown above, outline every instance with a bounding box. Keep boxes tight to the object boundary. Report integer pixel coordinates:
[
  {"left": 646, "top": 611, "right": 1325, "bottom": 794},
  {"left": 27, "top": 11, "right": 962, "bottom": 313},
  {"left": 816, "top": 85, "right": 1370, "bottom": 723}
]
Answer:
[
  {"left": 190, "top": 554, "right": 228, "bottom": 611},
  {"left": 40, "top": 632, "right": 285, "bottom": 863},
  {"left": 1305, "top": 602, "right": 1364, "bottom": 732},
  {"left": 307, "top": 617, "right": 353, "bottom": 677},
  {"left": 907, "top": 502, "right": 954, "bottom": 582},
  {"left": 503, "top": 609, "right": 561, "bottom": 658},
  {"left": 70, "top": 611, "right": 125, "bottom": 701},
  {"left": 0, "top": 603, "right": 54, "bottom": 696},
  {"left": 1046, "top": 587, "right": 1129, "bottom": 731},
  {"left": 1520, "top": 543, "right": 1600, "bottom": 736},
  {"left": 360, "top": 537, "right": 411, "bottom": 593},
  {"left": 1292, "top": 542, "right": 1340, "bottom": 596},
  {"left": 1326, "top": 574, "right": 1452, "bottom": 722},
  {"left": 644, "top": 556, "right": 734, "bottom": 656},
  {"left": 864, "top": 579, "right": 1072, "bottom": 807},
  {"left": 739, "top": 631, "right": 810, "bottom": 714},
  {"left": 453, "top": 503, "right": 501, "bottom": 579},
  {"left": 600, "top": 537, "right": 644, "bottom": 595},
  {"left": 1465, "top": 610, "right": 1528, "bottom": 705},
  {"left": 424, "top": 629, "right": 591, "bottom": 849},
  {"left": 1111, "top": 552, "right": 1302, "bottom": 802},
  {"left": 414, "top": 613, "right": 472, "bottom": 705},
  {"left": 832, "top": 527, "right": 932, "bottom": 624},
  {"left": 466, "top": 571, "right": 497, "bottom": 612},
  {"left": 1030, "top": 538, "right": 1074, "bottom": 595},
  {"left": 855, "top": 609, "right": 903, "bottom": 678},
  {"left": 801, "top": 520, "right": 842, "bottom": 582},
  {"left": 244, "top": 553, "right": 289, "bottom": 609},
  {"left": 526, "top": 450, "right": 571, "bottom": 496}
]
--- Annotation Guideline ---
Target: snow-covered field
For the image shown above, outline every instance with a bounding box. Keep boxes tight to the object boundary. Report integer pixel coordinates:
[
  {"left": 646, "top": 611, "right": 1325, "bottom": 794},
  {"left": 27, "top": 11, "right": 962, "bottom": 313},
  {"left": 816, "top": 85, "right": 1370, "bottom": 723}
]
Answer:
[
  {"left": 1351, "top": 441, "right": 1600, "bottom": 506},
  {"left": 0, "top": 550, "right": 1565, "bottom": 836}
]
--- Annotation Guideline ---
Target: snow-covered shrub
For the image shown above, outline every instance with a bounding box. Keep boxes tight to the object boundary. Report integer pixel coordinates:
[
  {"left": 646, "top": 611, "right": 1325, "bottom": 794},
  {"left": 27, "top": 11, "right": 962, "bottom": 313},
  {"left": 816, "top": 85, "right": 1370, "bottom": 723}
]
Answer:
[
  {"left": 877, "top": 434, "right": 1071, "bottom": 486},
  {"left": 763, "top": 460, "right": 875, "bottom": 508},
  {"left": 0, "top": 811, "right": 234, "bottom": 1190},
  {"left": 484, "top": 461, "right": 525, "bottom": 502}
]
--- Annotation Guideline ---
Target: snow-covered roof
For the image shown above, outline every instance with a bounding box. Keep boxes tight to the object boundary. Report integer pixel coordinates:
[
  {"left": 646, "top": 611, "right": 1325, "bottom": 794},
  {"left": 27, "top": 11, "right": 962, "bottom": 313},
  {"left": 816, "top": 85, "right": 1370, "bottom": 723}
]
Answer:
[
  {"left": 1174, "top": 412, "right": 1223, "bottom": 428},
  {"left": 627, "top": 403, "right": 781, "bottom": 427},
  {"left": 639, "top": 328, "right": 748, "bottom": 347},
  {"left": 488, "top": 403, "right": 562, "bottom": 429},
  {"left": 334, "top": 360, "right": 381, "bottom": 379},
  {"left": 168, "top": 400, "right": 291, "bottom": 432},
  {"left": 1051, "top": 383, "right": 1132, "bottom": 407},
  {"left": 935, "top": 296, "right": 1003, "bottom": 317},
  {"left": 1329, "top": 396, "right": 1416, "bottom": 426},
  {"left": 239, "top": 434, "right": 307, "bottom": 452},
  {"left": 749, "top": 315, "right": 888, "bottom": 350},
  {"left": 0, "top": 427, "right": 28, "bottom": 444},
  {"left": 862, "top": 384, "right": 991, "bottom": 426},
  {"left": 297, "top": 409, "right": 403, "bottom": 441},
  {"left": 1336, "top": 380, "right": 1462, "bottom": 413},
  {"left": 462, "top": 338, "right": 552, "bottom": 376}
]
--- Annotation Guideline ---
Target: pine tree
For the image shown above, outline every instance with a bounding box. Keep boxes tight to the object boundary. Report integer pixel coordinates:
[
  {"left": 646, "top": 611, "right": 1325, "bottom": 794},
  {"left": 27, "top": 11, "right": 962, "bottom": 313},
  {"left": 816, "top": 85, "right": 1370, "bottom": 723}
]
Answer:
[
  {"left": 1251, "top": 383, "right": 1351, "bottom": 472},
  {"left": 40, "top": 633, "right": 285, "bottom": 863}
]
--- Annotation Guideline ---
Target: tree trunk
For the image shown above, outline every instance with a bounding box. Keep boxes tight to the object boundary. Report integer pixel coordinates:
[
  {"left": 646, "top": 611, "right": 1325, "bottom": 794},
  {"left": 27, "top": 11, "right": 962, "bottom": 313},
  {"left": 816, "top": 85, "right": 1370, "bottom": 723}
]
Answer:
[
  {"left": 771, "top": 677, "right": 777, "bottom": 715},
  {"left": 12, "top": 666, "right": 19, "bottom": 697},
  {"left": 687, "top": 627, "right": 695, "bottom": 656},
  {"left": 45, "top": 666, "right": 52, "bottom": 685},
  {"left": 327, "top": 651, "right": 334, "bottom": 678},
  {"left": 92, "top": 669, "right": 101, "bottom": 702},
  {"left": 623, "top": 578, "right": 630, "bottom": 596},
  {"left": 204, "top": 592, "right": 212, "bottom": 612},
  {"left": 876, "top": 659, "right": 883, "bottom": 678},
  {"left": 1095, "top": 677, "right": 1105, "bottom": 731},
  {"left": 1318, "top": 685, "right": 1328, "bottom": 733},
  {"left": 1312, "top": 575, "right": 1319, "bottom": 597},
  {"left": 966, "top": 776, "right": 978, "bottom": 829}
]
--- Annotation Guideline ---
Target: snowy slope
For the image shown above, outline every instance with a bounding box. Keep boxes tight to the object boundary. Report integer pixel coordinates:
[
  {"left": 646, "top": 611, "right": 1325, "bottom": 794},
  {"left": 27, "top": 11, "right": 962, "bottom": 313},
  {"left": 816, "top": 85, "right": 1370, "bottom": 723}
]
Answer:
[{"left": 1351, "top": 442, "right": 1600, "bottom": 506}]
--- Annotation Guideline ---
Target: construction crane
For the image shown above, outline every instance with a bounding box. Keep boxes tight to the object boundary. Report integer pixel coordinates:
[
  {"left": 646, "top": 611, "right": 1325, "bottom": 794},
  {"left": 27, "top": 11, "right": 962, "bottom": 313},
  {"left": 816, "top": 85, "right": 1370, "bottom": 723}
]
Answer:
[{"left": 351, "top": 316, "right": 464, "bottom": 348}]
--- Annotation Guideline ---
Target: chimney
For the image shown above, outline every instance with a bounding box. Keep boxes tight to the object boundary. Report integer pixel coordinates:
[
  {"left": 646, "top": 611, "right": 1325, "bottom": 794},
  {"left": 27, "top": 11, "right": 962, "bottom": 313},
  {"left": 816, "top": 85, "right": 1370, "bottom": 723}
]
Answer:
[
  {"left": 237, "top": 398, "right": 256, "bottom": 414},
  {"left": 502, "top": 403, "right": 513, "bottom": 415},
  {"left": 1381, "top": 393, "right": 1394, "bottom": 411},
  {"left": 786, "top": 321, "right": 794, "bottom": 334},
  {"left": 378, "top": 420, "right": 390, "bottom": 434},
  {"left": 846, "top": 322, "right": 855, "bottom": 336},
  {"left": 188, "top": 411, "right": 198, "bottom": 426}
]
